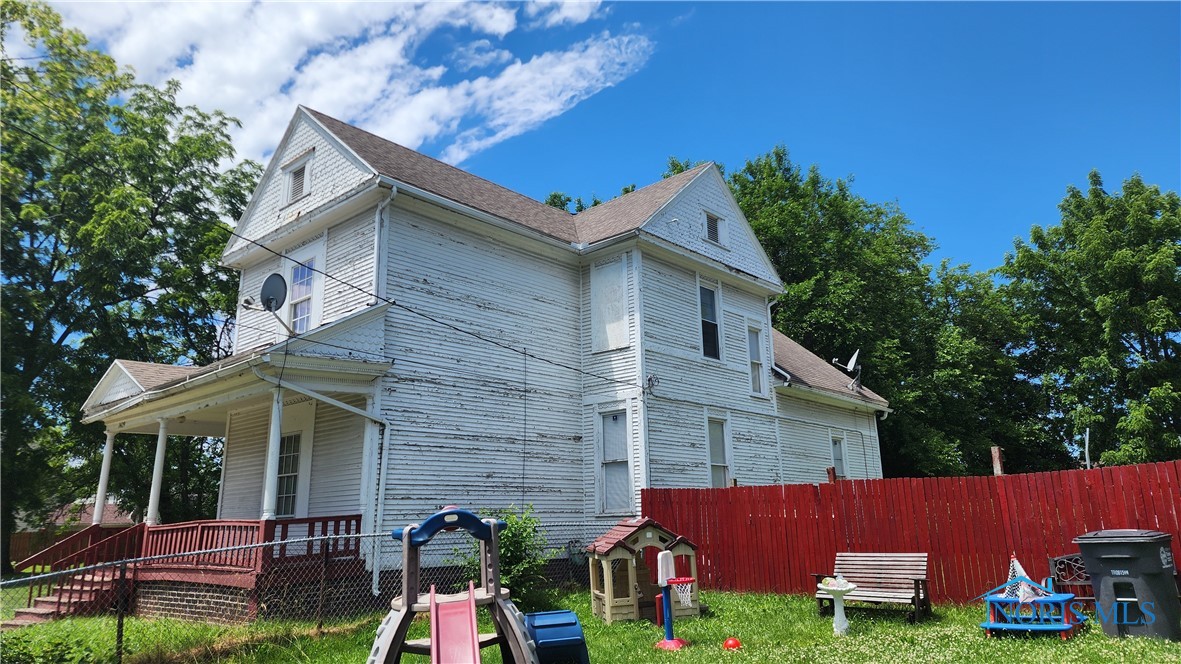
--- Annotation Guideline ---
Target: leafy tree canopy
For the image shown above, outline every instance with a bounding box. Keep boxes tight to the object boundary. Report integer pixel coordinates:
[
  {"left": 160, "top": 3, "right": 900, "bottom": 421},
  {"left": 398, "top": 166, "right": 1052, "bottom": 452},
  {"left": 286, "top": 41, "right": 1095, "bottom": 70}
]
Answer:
[
  {"left": 0, "top": 0, "right": 261, "bottom": 572},
  {"left": 1002, "top": 171, "right": 1181, "bottom": 465}
]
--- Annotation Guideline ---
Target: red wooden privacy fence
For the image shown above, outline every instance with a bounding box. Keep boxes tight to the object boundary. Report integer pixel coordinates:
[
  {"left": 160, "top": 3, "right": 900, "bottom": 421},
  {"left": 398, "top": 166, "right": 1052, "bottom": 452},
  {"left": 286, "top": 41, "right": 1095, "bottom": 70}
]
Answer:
[{"left": 641, "top": 460, "right": 1181, "bottom": 603}]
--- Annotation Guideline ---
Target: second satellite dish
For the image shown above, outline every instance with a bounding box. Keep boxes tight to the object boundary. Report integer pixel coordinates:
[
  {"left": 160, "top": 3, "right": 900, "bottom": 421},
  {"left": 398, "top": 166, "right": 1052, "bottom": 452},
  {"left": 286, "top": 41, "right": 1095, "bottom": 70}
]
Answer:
[{"left": 260, "top": 273, "right": 288, "bottom": 312}]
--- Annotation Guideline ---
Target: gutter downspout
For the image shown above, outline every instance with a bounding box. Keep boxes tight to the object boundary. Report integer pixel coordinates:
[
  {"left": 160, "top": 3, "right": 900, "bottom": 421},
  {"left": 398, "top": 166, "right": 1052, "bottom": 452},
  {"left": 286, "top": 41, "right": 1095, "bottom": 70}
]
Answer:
[{"left": 372, "top": 178, "right": 396, "bottom": 304}]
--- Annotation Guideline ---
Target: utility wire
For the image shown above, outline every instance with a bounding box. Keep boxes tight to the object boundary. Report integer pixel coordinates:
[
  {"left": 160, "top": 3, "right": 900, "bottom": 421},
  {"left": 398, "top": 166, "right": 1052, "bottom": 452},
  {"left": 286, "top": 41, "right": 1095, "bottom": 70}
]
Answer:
[{"left": 3, "top": 114, "right": 646, "bottom": 393}]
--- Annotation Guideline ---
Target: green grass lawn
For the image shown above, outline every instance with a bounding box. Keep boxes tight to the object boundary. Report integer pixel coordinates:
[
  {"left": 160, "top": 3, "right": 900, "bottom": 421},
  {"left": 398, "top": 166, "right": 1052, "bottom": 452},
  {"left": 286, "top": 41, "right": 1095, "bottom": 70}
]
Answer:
[{"left": 3, "top": 591, "right": 1180, "bottom": 663}]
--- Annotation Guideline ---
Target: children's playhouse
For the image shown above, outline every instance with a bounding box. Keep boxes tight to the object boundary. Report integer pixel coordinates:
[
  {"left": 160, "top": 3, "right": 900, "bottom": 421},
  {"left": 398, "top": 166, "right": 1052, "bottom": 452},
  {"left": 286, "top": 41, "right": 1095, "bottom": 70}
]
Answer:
[{"left": 586, "top": 517, "right": 699, "bottom": 624}]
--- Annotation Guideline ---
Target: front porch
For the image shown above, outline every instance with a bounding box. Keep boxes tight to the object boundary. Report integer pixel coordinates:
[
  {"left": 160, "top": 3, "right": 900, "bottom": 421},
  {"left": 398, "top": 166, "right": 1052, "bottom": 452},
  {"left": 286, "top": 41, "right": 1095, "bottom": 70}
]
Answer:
[{"left": 9, "top": 514, "right": 364, "bottom": 628}]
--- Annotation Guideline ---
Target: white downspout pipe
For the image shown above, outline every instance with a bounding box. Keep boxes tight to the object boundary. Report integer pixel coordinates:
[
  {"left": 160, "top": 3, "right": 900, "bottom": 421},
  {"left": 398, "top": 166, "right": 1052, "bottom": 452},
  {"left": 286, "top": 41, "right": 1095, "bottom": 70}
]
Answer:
[
  {"left": 145, "top": 419, "right": 169, "bottom": 526},
  {"left": 92, "top": 430, "right": 117, "bottom": 525}
]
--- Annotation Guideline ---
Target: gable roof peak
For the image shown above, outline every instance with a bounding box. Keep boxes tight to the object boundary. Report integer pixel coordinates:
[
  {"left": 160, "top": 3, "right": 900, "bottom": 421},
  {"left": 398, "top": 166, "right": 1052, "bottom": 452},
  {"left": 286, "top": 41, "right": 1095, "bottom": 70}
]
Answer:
[
  {"left": 572, "top": 163, "right": 714, "bottom": 245},
  {"left": 300, "top": 107, "right": 578, "bottom": 244}
]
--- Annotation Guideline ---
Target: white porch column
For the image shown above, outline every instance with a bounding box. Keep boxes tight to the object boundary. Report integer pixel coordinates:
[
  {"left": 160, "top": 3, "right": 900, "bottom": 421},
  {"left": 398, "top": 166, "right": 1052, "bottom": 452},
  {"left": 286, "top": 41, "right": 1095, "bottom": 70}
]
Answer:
[
  {"left": 261, "top": 387, "right": 284, "bottom": 520},
  {"left": 92, "top": 430, "right": 117, "bottom": 525},
  {"left": 145, "top": 419, "right": 169, "bottom": 526}
]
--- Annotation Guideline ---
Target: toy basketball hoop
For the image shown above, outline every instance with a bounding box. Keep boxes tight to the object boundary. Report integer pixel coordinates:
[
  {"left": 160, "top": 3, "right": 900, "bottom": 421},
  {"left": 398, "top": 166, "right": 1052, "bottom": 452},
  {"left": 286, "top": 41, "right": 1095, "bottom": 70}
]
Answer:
[{"left": 668, "top": 577, "right": 694, "bottom": 607}]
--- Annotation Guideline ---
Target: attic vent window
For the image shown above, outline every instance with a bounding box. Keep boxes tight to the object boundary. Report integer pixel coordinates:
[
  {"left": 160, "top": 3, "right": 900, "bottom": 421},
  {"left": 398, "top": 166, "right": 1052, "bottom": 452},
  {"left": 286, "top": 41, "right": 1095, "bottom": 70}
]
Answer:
[
  {"left": 705, "top": 213, "right": 722, "bottom": 244},
  {"left": 289, "top": 165, "right": 306, "bottom": 201},
  {"left": 283, "top": 151, "right": 314, "bottom": 205}
]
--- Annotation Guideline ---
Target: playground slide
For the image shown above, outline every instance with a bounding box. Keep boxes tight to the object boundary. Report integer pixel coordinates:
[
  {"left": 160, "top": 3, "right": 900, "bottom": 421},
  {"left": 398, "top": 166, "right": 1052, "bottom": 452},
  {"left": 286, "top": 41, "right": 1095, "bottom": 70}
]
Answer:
[{"left": 430, "top": 582, "right": 481, "bottom": 664}]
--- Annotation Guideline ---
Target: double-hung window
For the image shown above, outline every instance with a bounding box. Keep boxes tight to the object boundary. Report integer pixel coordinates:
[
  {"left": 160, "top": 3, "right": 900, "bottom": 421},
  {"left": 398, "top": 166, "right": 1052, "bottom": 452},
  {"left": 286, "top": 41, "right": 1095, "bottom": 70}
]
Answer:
[
  {"left": 699, "top": 284, "right": 720, "bottom": 360},
  {"left": 832, "top": 432, "right": 846, "bottom": 479},
  {"left": 708, "top": 418, "right": 729, "bottom": 488},
  {"left": 289, "top": 259, "right": 315, "bottom": 334},
  {"left": 748, "top": 327, "right": 764, "bottom": 394},
  {"left": 276, "top": 433, "right": 301, "bottom": 518},
  {"left": 601, "top": 411, "right": 631, "bottom": 512}
]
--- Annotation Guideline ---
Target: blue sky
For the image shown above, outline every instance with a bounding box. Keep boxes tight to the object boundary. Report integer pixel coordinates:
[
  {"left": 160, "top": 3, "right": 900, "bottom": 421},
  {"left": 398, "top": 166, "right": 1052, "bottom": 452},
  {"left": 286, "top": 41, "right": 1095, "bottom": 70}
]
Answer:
[{"left": 39, "top": 1, "right": 1180, "bottom": 272}]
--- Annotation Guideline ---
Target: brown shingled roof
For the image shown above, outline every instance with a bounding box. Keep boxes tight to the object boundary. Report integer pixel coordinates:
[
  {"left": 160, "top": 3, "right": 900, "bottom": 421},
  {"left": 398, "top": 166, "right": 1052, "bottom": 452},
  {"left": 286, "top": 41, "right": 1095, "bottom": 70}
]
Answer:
[
  {"left": 304, "top": 108, "right": 579, "bottom": 244},
  {"left": 771, "top": 329, "right": 889, "bottom": 408},
  {"left": 587, "top": 516, "right": 696, "bottom": 556},
  {"left": 573, "top": 164, "right": 713, "bottom": 244},
  {"left": 115, "top": 360, "right": 200, "bottom": 391}
]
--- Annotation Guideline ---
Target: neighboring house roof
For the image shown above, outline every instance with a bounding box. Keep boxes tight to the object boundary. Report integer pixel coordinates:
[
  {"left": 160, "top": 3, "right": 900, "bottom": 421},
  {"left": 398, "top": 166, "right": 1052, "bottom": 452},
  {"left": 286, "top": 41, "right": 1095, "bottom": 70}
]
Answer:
[
  {"left": 304, "top": 108, "right": 579, "bottom": 244},
  {"left": 771, "top": 329, "right": 889, "bottom": 409},
  {"left": 50, "top": 501, "right": 136, "bottom": 527},
  {"left": 573, "top": 164, "right": 713, "bottom": 244}
]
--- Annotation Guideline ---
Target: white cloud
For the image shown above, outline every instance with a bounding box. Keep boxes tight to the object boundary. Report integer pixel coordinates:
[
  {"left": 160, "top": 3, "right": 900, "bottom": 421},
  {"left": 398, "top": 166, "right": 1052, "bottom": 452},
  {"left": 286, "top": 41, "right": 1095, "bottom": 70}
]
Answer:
[
  {"left": 45, "top": 1, "right": 644, "bottom": 166},
  {"left": 451, "top": 39, "right": 514, "bottom": 72},
  {"left": 525, "top": 1, "right": 603, "bottom": 28}
]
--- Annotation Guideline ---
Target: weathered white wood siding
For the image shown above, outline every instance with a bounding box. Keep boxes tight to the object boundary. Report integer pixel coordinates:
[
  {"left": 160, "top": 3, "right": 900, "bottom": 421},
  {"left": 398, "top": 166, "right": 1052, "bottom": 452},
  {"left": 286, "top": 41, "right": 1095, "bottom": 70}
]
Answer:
[
  {"left": 219, "top": 403, "right": 271, "bottom": 519},
  {"left": 307, "top": 394, "right": 366, "bottom": 516},
  {"left": 234, "top": 207, "right": 378, "bottom": 352},
  {"left": 228, "top": 114, "right": 371, "bottom": 255},
  {"left": 376, "top": 197, "right": 584, "bottom": 531},
  {"left": 775, "top": 392, "right": 883, "bottom": 482},
  {"left": 323, "top": 210, "right": 377, "bottom": 323},
  {"left": 640, "top": 252, "right": 781, "bottom": 489},
  {"left": 641, "top": 169, "right": 779, "bottom": 285}
]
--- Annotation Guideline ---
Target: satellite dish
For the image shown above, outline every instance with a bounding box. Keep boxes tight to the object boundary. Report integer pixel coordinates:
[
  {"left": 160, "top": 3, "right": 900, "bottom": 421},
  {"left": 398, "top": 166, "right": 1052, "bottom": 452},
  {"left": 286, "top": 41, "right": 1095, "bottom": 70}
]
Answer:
[
  {"left": 846, "top": 349, "right": 859, "bottom": 370},
  {"left": 259, "top": 273, "right": 287, "bottom": 312}
]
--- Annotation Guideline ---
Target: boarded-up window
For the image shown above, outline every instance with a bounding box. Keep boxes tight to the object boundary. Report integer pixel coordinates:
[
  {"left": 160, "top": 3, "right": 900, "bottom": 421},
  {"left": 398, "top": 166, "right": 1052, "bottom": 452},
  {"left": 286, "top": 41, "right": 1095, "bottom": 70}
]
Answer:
[
  {"left": 708, "top": 419, "right": 728, "bottom": 488},
  {"left": 601, "top": 411, "right": 631, "bottom": 512},
  {"left": 591, "top": 257, "right": 628, "bottom": 351}
]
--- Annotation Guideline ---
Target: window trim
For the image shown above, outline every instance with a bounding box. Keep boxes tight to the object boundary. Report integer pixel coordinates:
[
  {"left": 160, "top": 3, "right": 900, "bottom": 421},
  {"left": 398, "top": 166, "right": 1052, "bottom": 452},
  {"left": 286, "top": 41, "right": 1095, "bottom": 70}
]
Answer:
[
  {"left": 747, "top": 323, "right": 766, "bottom": 397},
  {"left": 276, "top": 401, "right": 315, "bottom": 519},
  {"left": 703, "top": 211, "right": 727, "bottom": 247},
  {"left": 598, "top": 408, "right": 633, "bottom": 515},
  {"left": 698, "top": 277, "right": 722, "bottom": 361},
  {"left": 283, "top": 236, "right": 326, "bottom": 335},
  {"left": 706, "top": 415, "right": 731, "bottom": 488},
  {"left": 282, "top": 150, "right": 315, "bottom": 206},
  {"left": 830, "top": 429, "right": 847, "bottom": 479}
]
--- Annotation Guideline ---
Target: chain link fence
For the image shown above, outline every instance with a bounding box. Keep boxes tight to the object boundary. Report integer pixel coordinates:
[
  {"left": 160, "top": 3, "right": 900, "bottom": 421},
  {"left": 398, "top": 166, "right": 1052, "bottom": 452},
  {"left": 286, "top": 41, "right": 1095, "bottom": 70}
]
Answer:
[{"left": 0, "top": 521, "right": 596, "bottom": 663}]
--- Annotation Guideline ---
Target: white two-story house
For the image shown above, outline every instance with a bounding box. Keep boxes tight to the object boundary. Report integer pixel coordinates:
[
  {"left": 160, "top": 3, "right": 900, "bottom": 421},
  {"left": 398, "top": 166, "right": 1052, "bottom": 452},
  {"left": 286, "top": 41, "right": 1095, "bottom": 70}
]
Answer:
[{"left": 81, "top": 107, "right": 890, "bottom": 547}]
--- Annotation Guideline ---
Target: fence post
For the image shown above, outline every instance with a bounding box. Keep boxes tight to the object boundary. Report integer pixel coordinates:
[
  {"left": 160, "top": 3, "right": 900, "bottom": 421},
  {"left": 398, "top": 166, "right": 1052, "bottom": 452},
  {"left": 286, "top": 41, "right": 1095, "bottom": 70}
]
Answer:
[
  {"left": 115, "top": 562, "right": 128, "bottom": 664},
  {"left": 316, "top": 539, "right": 329, "bottom": 632}
]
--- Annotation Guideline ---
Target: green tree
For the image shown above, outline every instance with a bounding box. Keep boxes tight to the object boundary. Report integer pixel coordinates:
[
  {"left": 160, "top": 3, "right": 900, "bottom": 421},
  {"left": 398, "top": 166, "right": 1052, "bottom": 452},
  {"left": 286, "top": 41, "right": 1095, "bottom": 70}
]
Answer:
[
  {"left": 1003, "top": 172, "right": 1181, "bottom": 465},
  {"left": 0, "top": 1, "right": 260, "bottom": 572}
]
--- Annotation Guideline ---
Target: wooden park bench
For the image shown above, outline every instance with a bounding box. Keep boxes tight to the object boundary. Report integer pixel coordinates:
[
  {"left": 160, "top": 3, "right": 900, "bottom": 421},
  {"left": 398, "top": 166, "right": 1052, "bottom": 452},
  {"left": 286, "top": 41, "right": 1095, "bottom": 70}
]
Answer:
[{"left": 813, "top": 552, "right": 931, "bottom": 623}]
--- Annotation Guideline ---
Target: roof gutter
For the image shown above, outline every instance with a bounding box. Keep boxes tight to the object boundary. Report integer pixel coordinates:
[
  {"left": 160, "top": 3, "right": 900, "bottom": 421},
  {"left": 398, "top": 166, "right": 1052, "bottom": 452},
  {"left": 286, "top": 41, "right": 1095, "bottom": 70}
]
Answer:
[
  {"left": 392, "top": 179, "right": 575, "bottom": 252},
  {"left": 773, "top": 379, "right": 892, "bottom": 415}
]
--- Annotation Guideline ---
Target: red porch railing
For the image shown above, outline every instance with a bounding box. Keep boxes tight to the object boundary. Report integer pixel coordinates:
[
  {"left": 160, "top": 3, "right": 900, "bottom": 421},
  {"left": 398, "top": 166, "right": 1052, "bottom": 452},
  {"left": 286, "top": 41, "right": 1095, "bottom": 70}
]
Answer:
[
  {"left": 14, "top": 524, "right": 126, "bottom": 573},
  {"left": 26, "top": 524, "right": 144, "bottom": 615},
  {"left": 142, "top": 519, "right": 263, "bottom": 570}
]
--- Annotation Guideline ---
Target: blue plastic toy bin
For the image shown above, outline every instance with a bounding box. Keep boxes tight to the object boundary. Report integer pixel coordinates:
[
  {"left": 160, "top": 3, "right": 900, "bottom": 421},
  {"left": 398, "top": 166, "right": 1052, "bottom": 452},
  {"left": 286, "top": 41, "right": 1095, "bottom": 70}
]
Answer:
[{"left": 524, "top": 610, "right": 590, "bottom": 664}]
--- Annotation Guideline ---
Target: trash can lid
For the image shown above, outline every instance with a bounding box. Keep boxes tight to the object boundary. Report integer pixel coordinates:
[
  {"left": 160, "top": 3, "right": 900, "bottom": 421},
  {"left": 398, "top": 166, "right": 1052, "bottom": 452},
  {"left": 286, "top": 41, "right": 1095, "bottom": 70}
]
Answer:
[{"left": 1073, "top": 529, "right": 1172, "bottom": 544}]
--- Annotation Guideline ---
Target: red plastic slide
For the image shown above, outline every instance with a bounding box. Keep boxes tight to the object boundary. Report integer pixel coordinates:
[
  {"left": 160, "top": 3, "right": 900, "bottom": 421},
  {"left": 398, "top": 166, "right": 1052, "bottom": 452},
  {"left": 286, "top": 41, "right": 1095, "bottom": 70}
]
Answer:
[{"left": 429, "top": 582, "right": 481, "bottom": 664}]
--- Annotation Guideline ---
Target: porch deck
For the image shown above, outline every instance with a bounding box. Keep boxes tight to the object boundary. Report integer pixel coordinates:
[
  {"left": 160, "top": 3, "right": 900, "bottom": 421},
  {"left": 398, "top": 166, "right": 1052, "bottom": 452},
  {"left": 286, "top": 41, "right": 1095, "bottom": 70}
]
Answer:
[{"left": 9, "top": 514, "right": 363, "bottom": 627}]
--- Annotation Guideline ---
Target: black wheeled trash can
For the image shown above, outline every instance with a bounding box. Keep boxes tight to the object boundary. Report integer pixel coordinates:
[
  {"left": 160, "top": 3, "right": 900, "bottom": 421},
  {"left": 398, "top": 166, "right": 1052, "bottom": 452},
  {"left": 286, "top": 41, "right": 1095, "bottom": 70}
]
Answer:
[{"left": 1074, "top": 529, "right": 1180, "bottom": 640}]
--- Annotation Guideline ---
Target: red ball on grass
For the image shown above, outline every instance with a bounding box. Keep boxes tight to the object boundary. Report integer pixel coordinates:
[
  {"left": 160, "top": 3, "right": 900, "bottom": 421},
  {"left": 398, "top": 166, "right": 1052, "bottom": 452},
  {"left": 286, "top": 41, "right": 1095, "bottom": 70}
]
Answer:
[{"left": 723, "top": 637, "right": 742, "bottom": 650}]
